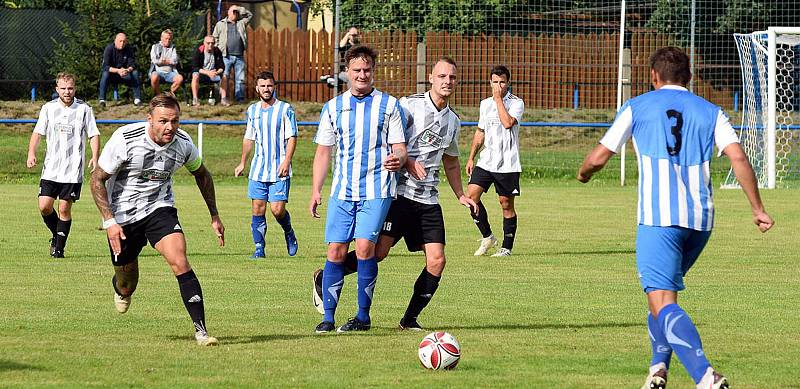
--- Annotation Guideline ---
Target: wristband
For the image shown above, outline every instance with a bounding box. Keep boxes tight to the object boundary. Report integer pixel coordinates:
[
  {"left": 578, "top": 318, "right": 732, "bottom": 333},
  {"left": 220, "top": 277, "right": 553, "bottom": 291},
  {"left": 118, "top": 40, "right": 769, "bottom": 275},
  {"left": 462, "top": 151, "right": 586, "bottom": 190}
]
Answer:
[{"left": 102, "top": 218, "right": 117, "bottom": 229}]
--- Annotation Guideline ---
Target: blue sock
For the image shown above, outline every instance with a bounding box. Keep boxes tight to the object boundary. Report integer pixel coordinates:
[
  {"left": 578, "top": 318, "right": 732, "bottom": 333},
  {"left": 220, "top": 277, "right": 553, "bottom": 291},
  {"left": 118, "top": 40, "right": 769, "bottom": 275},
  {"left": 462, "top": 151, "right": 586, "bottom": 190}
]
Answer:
[
  {"left": 251, "top": 215, "right": 266, "bottom": 249},
  {"left": 658, "top": 303, "right": 711, "bottom": 383},
  {"left": 648, "top": 313, "right": 672, "bottom": 369},
  {"left": 356, "top": 257, "right": 378, "bottom": 322},
  {"left": 276, "top": 211, "right": 292, "bottom": 233},
  {"left": 322, "top": 260, "right": 345, "bottom": 323}
]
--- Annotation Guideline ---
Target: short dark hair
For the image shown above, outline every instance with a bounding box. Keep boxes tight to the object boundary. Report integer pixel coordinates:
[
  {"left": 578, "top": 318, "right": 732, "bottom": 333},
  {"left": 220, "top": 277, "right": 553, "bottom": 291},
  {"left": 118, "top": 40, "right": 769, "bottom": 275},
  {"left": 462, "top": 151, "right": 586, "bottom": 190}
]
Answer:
[
  {"left": 148, "top": 92, "right": 180, "bottom": 114},
  {"left": 344, "top": 45, "right": 377, "bottom": 68},
  {"left": 649, "top": 47, "right": 691, "bottom": 85},
  {"left": 437, "top": 56, "right": 457, "bottom": 68},
  {"left": 490, "top": 65, "right": 510, "bottom": 80},
  {"left": 257, "top": 71, "right": 275, "bottom": 83}
]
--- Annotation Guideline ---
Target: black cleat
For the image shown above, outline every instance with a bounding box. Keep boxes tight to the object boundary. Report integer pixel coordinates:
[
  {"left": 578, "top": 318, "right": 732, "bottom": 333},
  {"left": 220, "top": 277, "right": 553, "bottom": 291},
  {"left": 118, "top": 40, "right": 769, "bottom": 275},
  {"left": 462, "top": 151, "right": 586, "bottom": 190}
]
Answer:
[
  {"left": 315, "top": 321, "right": 335, "bottom": 334},
  {"left": 399, "top": 318, "right": 424, "bottom": 331},
  {"left": 51, "top": 249, "right": 64, "bottom": 258},
  {"left": 337, "top": 317, "right": 371, "bottom": 333}
]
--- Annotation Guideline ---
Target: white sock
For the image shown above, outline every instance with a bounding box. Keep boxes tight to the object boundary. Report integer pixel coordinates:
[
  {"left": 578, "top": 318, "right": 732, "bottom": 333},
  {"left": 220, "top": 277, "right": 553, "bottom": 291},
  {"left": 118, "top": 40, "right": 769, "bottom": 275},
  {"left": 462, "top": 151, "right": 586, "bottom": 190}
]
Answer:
[{"left": 695, "top": 367, "right": 716, "bottom": 389}]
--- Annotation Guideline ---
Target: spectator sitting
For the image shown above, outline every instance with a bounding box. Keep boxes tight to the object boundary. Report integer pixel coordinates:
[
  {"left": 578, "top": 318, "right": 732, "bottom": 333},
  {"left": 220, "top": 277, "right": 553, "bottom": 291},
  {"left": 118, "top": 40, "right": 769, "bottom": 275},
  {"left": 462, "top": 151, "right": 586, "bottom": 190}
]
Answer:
[
  {"left": 99, "top": 32, "right": 142, "bottom": 107},
  {"left": 149, "top": 29, "right": 184, "bottom": 95},
  {"left": 191, "top": 36, "right": 225, "bottom": 107}
]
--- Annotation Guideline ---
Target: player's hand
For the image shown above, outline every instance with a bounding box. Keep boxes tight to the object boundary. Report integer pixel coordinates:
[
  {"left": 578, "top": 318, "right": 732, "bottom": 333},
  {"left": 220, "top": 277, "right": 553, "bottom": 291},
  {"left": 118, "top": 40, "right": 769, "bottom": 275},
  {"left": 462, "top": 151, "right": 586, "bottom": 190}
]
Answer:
[
  {"left": 309, "top": 192, "right": 322, "bottom": 218},
  {"left": 753, "top": 210, "right": 774, "bottom": 233},
  {"left": 465, "top": 159, "right": 474, "bottom": 176},
  {"left": 278, "top": 161, "right": 290, "bottom": 177},
  {"left": 26, "top": 155, "right": 37, "bottom": 169},
  {"left": 406, "top": 158, "right": 426, "bottom": 179},
  {"left": 234, "top": 163, "right": 245, "bottom": 177},
  {"left": 491, "top": 82, "right": 503, "bottom": 100},
  {"left": 384, "top": 153, "right": 401, "bottom": 172},
  {"left": 211, "top": 215, "right": 225, "bottom": 246},
  {"left": 459, "top": 194, "right": 478, "bottom": 214},
  {"left": 106, "top": 224, "right": 126, "bottom": 256},
  {"left": 88, "top": 158, "right": 98, "bottom": 173}
]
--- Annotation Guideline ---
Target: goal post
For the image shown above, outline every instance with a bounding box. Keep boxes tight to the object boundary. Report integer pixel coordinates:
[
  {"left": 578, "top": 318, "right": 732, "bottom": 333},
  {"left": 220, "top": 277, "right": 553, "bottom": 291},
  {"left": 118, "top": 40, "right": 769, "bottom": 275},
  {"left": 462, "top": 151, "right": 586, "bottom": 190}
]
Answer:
[{"left": 723, "top": 27, "right": 800, "bottom": 189}]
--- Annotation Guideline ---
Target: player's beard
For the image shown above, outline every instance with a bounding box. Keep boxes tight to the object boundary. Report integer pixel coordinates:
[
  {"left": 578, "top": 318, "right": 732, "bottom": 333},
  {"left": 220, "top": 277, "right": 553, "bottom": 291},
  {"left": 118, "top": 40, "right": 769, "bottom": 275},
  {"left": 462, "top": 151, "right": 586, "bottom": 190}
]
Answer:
[
  {"left": 260, "top": 91, "right": 274, "bottom": 103},
  {"left": 60, "top": 95, "right": 74, "bottom": 106}
]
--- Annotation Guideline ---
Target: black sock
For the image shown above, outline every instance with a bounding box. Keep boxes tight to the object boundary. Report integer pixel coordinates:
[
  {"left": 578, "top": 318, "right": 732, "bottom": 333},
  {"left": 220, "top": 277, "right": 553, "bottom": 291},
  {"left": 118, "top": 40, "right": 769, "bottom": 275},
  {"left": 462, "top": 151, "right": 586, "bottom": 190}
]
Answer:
[
  {"left": 176, "top": 270, "right": 207, "bottom": 334},
  {"left": 344, "top": 250, "right": 358, "bottom": 276},
  {"left": 502, "top": 216, "right": 518, "bottom": 250},
  {"left": 55, "top": 219, "right": 72, "bottom": 251},
  {"left": 402, "top": 267, "right": 441, "bottom": 323},
  {"left": 471, "top": 202, "right": 492, "bottom": 238},
  {"left": 42, "top": 210, "right": 58, "bottom": 236},
  {"left": 276, "top": 211, "right": 293, "bottom": 233}
]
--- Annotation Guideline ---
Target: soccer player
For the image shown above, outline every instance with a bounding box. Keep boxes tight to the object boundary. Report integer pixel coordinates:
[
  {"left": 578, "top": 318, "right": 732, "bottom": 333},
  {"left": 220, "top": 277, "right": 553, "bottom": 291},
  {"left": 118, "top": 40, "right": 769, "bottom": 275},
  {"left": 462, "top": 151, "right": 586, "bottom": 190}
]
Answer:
[
  {"left": 577, "top": 47, "right": 773, "bottom": 389},
  {"left": 27, "top": 72, "right": 100, "bottom": 258},
  {"left": 310, "top": 57, "right": 476, "bottom": 331},
  {"left": 90, "top": 93, "right": 226, "bottom": 346},
  {"left": 234, "top": 71, "right": 299, "bottom": 258},
  {"left": 309, "top": 45, "right": 407, "bottom": 333},
  {"left": 465, "top": 65, "right": 524, "bottom": 257}
]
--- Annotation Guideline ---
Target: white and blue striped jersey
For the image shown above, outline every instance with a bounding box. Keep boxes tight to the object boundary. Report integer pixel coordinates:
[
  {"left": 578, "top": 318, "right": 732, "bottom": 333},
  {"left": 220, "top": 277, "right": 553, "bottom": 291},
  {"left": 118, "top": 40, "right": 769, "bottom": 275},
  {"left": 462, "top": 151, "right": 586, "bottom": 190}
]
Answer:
[
  {"left": 600, "top": 85, "right": 739, "bottom": 231},
  {"left": 244, "top": 100, "right": 298, "bottom": 182},
  {"left": 314, "top": 89, "right": 407, "bottom": 201}
]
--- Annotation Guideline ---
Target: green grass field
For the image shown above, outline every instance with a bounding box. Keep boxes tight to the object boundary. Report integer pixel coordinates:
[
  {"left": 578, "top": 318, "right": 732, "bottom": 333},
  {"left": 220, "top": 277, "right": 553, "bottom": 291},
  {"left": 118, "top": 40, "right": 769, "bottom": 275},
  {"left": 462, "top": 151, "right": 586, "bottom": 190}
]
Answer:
[{"left": 1, "top": 182, "right": 798, "bottom": 388}]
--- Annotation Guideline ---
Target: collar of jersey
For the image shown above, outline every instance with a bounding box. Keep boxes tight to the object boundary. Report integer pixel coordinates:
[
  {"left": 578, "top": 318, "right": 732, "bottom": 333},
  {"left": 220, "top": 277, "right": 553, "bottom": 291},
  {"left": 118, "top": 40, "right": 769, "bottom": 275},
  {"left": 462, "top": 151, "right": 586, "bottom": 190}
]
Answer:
[
  {"left": 425, "top": 91, "right": 450, "bottom": 114},
  {"left": 348, "top": 88, "right": 376, "bottom": 100},
  {"left": 658, "top": 85, "right": 688, "bottom": 92}
]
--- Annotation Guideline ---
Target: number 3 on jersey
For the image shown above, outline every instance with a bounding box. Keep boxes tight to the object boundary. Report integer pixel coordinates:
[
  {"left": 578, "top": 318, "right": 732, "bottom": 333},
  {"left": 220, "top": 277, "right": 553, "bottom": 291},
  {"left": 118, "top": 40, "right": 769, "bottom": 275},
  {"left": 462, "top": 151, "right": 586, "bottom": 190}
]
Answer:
[{"left": 666, "top": 109, "right": 683, "bottom": 155}]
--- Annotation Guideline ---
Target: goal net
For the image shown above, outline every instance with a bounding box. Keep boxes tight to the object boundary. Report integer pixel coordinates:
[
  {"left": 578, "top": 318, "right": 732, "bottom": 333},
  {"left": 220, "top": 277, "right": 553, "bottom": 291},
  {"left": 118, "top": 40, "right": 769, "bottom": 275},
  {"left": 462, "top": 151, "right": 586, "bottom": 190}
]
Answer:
[{"left": 723, "top": 27, "right": 800, "bottom": 188}]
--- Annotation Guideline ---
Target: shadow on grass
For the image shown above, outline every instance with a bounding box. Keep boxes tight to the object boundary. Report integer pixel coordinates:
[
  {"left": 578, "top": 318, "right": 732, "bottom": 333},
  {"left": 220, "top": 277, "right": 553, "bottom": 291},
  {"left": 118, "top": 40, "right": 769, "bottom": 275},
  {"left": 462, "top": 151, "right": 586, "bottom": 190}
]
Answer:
[
  {"left": 0, "top": 359, "right": 45, "bottom": 372},
  {"left": 167, "top": 333, "right": 321, "bottom": 345},
  {"left": 435, "top": 321, "right": 644, "bottom": 331},
  {"left": 543, "top": 249, "right": 635, "bottom": 256}
]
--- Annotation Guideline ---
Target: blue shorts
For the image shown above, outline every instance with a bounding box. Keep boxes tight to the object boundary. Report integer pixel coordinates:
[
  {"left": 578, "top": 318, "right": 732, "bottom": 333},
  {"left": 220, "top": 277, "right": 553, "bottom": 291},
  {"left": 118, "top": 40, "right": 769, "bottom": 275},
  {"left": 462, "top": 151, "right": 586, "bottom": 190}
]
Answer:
[
  {"left": 636, "top": 225, "right": 712, "bottom": 293},
  {"left": 152, "top": 69, "right": 180, "bottom": 83},
  {"left": 248, "top": 179, "right": 290, "bottom": 202},
  {"left": 324, "top": 197, "right": 393, "bottom": 243}
]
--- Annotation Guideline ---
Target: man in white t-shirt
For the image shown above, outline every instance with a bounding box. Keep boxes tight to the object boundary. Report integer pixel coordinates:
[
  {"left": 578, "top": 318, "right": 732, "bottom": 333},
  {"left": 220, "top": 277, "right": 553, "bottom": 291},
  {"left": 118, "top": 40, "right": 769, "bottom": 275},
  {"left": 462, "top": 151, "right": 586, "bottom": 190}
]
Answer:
[
  {"left": 27, "top": 72, "right": 100, "bottom": 258},
  {"left": 465, "top": 65, "right": 524, "bottom": 257}
]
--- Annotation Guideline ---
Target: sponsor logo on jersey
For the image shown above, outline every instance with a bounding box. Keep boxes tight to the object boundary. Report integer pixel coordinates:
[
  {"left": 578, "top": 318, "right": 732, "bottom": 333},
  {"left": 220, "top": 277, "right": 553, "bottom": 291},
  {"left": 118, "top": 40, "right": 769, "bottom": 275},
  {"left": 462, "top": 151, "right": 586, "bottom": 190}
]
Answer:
[
  {"left": 140, "top": 169, "right": 170, "bottom": 181},
  {"left": 56, "top": 123, "right": 74, "bottom": 135},
  {"left": 419, "top": 128, "right": 443, "bottom": 149}
]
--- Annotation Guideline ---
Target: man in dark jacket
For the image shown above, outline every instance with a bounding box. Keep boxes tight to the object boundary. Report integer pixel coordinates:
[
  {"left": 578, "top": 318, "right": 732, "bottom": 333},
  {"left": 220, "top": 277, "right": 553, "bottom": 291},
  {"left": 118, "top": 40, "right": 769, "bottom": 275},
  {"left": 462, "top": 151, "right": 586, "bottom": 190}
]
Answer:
[
  {"left": 191, "top": 36, "right": 225, "bottom": 107},
  {"left": 99, "top": 33, "right": 142, "bottom": 107}
]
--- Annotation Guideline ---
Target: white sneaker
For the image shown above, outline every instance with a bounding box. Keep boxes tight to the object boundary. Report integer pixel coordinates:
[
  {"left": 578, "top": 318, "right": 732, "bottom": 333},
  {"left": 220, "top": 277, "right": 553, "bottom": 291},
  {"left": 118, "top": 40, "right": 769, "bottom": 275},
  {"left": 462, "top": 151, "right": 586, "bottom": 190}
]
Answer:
[
  {"left": 641, "top": 364, "right": 668, "bottom": 389},
  {"left": 491, "top": 247, "right": 512, "bottom": 257},
  {"left": 114, "top": 292, "right": 131, "bottom": 313},
  {"left": 195, "top": 331, "right": 219, "bottom": 346},
  {"left": 473, "top": 235, "right": 497, "bottom": 256}
]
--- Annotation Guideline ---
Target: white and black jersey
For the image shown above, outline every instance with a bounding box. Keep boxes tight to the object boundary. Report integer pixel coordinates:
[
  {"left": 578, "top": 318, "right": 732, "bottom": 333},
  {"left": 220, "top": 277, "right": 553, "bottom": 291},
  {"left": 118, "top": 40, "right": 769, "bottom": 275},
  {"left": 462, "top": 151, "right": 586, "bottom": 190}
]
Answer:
[
  {"left": 476, "top": 93, "right": 524, "bottom": 173},
  {"left": 397, "top": 92, "right": 460, "bottom": 205},
  {"left": 98, "top": 122, "right": 202, "bottom": 226},
  {"left": 33, "top": 98, "right": 99, "bottom": 183}
]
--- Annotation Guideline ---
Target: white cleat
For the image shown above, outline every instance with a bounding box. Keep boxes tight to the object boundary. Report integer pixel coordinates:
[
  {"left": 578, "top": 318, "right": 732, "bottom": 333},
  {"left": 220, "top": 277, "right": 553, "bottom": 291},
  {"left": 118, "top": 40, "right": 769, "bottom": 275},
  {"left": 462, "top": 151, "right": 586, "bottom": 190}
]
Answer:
[
  {"left": 195, "top": 331, "right": 219, "bottom": 346},
  {"left": 641, "top": 368, "right": 668, "bottom": 389},
  {"left": 312, "top": 269, "right": 324, "bottom": 315},
  {"left": 491, "top": 247, "right": 512, "bottom": 257},
  {"left": 697, "top": 368, "right": 729, "bottom": 389},
  {"left": 473, "top": 235, "right": 497, "bottom": 256},
  {"left": 114, "top": 292, "right": 131, "bottom": 313}
]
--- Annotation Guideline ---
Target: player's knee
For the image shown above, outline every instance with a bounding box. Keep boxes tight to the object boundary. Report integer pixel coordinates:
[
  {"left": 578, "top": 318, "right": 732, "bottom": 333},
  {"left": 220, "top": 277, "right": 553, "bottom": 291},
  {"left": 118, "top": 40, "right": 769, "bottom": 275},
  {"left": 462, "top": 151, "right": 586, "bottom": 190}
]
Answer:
[
  {"left": 57, "top": 202, "right": 72, "bottom": 218},
  {"left": 270, "top": 203, "right": 285, "bottom": 218}
]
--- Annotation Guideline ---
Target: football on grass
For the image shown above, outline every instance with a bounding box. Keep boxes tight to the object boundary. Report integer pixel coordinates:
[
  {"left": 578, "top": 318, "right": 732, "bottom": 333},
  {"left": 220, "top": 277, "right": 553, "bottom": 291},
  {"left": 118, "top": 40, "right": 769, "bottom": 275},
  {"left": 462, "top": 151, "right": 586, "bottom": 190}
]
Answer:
[{"left": 418, "top": 331, "right": 461, "bottom": 370}]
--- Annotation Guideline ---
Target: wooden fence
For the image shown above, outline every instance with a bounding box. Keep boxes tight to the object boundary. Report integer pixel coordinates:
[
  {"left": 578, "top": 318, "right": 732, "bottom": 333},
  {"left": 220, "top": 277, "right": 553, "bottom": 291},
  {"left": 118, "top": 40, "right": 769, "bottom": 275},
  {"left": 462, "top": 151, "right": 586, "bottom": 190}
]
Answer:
[{"left": 241, "top": 28, "right": 738, "bottom": 110}]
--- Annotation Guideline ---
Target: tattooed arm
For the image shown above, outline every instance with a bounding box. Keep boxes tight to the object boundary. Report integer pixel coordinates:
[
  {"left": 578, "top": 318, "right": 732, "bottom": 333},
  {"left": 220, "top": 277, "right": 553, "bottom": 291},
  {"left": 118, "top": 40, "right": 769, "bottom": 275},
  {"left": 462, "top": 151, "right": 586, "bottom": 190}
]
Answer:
[
  {"left": 190, "top": 163, "right": 225, "bottom": 246},
  {"left": 91, "top": 168, "right": 126, "bottom": 255}
]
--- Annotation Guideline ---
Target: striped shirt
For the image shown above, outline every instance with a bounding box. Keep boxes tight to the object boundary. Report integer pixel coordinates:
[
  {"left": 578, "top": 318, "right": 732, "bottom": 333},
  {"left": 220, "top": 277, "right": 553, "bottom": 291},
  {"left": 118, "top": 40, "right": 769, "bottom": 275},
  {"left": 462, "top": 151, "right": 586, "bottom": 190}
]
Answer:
[
  {"left": 98, "top": 122, "right": 202, "bottom": 226},
  {"left": 314, "top": 89, "right": 406, "bottom": 201},
  {"left": 244, "top": 100, "right": 298, "bottom": 182},
  {"left": 476, "top": 92, "right": 524, "bottom": 173},
  {"left": 600, "top": 85, "right": 739, "bottom": 231},
  {"left": 33, "top": 98, "right": 99, "bottom": 183},
  {"left": 396, "top": 92, "right": 461, "bottom": 205}
]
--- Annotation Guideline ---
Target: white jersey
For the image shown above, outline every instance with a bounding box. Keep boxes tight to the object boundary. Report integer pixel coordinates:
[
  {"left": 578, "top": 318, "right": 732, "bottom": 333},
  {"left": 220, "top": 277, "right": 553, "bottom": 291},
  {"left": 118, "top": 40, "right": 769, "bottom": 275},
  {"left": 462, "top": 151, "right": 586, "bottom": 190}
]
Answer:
[
  {"left": 244, "top": 100, "right": 298, "bottom": 182},
  {"left": 98, "top": 122, "right": 202, "bottom": 226},
  {"left": 396, "top": 92, "right": 460, "bottom": 205},
  {"left": 314, "top": 88, "right": 406, "bottom": 201},
  {"left": 33, "top": 98, "right": 99, "bottom": 183},
  {"left": 476, "top": 93, "right": 524, "bottom": 173}
]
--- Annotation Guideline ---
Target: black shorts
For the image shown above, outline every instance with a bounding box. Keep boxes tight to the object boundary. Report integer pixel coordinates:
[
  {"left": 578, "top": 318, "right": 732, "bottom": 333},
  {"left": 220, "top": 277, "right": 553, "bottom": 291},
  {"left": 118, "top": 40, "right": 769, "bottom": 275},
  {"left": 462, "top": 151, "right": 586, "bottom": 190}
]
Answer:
[
  {"left": 39, "top": 179, "right": 82, "bottom": 201},
  {"left": 468, "top": 166, "right": 521, "bottom": 197},
  {"left": 110, "top": 207, "right": 184, "bottom": 266},
  {"left": 381, "top": 196, "right": 445, "bottom": 252}
]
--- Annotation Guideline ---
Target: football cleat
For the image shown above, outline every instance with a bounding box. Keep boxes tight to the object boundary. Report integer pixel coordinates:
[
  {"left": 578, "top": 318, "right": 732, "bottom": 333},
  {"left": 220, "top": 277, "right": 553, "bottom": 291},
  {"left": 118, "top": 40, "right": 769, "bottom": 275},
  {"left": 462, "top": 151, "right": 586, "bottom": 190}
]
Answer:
[
  {"left": 285, "top": 230, "right": 298, "bottom": 256},
  {"left": 711, "top": 373, "right": 729, "bottom": 389},
  {"left": 315, "top": 321, "right": 335, "bottom": 334},
  {"left": 399, "top": 318, "right": 424, "bottom": 331},
  {"left": 195, "top": 331, "right": 219, "bottom": 346},
  {"left": 491, "top": 248, "right": 512, "bottom": 257},
  {"left": 51, "top": 248, "right": 65, "bottom": 258},
  {"left": 251, "top": 247, "right": 265, "bottom": 259},
  {"left": 697, "top": 369, "right": 729, "bottom": 389},
  {"left": 312, "top": 269, "right": 324, "bottom": 314},
  {"left": 114, "top": 292, "right": 131, "bottom": 313},
  {"left": 337, "top": 317, "right": 371, "bottom": 333},
  {"left": 473, "top": 235, "right": 497, "bottom": 256},
  {"left": 641, "top": 367, "right": 667, "bottom": 389}
]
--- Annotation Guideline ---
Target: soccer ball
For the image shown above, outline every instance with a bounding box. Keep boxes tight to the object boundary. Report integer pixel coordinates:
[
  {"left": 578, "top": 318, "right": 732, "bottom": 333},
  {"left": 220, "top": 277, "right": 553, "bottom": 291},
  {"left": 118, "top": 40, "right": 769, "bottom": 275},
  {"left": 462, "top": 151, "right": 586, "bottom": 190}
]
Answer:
[{"left": 418, "top": 331, "right": 461, "bottom": 370}]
